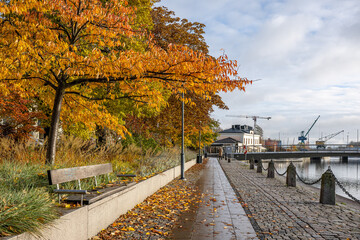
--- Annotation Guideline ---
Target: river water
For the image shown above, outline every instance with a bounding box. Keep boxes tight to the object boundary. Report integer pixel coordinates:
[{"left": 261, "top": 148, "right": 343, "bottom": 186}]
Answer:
[{"left": 268, "top": 157, "right": 360, "bottom": 201}]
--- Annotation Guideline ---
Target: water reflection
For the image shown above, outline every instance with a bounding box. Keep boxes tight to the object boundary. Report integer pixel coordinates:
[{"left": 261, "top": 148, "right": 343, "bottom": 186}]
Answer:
[{"left": 268, "top": 157, "right": 360, "bottom": 200}]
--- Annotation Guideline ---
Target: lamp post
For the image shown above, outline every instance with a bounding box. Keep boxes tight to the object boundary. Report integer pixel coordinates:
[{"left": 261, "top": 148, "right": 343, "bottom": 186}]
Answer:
[
  {"left": 198, "top": 129, "right": 201, "bottom": 156},
  {"left": 253, "top": 118, "right": 256, "bottom": 152},
  {"left": 197, "top": 126, "right": 202, "bottom": 164},
  {"left": 180, "top": 89, "right": 185, "bottom": 179}
]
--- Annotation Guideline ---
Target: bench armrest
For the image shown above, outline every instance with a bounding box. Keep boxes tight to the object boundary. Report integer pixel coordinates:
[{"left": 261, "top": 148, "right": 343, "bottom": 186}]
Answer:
[
  {"left": 117, "top": 174, "right": 136, "bottom": 178},
  {"left": 53, "top": 189, "right": 87, "bottom": 194}
]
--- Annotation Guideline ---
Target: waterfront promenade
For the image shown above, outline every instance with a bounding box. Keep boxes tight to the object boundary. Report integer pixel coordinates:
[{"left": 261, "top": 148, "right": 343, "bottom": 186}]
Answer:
[
  {"left": 172, "top": 158, "right": 257, "bottom": 239},
  {"left": 219, "top": 159, "right": 360, "bottom": 239}
]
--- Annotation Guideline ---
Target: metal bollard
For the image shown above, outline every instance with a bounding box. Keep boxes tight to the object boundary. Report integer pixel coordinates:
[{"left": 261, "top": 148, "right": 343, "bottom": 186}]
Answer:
[
  {"left": 320, "top": 167, "right": 335, "bottom": 205},
  {"left": 286, "top": 162, "right": 296, "bottom": 187},
  {"left": 267, "top": 160, "right": 275, "bottom": 178},
  {"left": 250, "top": 158, "right": 254, "bottom": 169},
  {"left": 257, "top": 159, "right": 262, "bottom": 173}
]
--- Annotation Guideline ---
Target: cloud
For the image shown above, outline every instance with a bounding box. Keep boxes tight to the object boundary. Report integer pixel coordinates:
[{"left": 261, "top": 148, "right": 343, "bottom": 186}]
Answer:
[
  {"left": 246, "top": 14, "right": 321, "bottom": 61},
  {"left": 157, "top": 0, "right": 360, "bottom": 143}
]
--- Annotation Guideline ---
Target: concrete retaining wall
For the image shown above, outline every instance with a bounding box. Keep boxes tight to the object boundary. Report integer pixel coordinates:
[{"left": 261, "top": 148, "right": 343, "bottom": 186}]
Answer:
[{"left": 6, "top": 159, "right": 197, "bottom": 240}]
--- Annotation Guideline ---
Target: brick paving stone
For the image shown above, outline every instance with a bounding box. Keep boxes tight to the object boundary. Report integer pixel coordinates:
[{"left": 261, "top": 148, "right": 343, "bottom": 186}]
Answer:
[{"left": 220, "top": 160, "right": 360, "bottom": 240}]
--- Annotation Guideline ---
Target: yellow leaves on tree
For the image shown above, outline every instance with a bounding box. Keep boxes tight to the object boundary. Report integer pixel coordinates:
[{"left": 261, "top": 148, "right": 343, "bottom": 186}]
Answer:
[{"left": 0, "top": 0, "right": 250, "bottom": 165}]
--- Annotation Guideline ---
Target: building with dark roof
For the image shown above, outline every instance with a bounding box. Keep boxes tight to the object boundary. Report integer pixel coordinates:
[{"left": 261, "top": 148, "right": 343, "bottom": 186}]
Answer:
[{"left": 208, "top": 124, "right": 264, "bottom": 153}]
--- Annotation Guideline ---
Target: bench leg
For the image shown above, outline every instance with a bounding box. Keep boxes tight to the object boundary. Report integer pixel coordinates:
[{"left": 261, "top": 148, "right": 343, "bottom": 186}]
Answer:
[
  {"left": 81, "top": 194, "right": 84, "bottom": 206},
  {"left": 57, "top": 184, "right": 61, "bottom": 204}
]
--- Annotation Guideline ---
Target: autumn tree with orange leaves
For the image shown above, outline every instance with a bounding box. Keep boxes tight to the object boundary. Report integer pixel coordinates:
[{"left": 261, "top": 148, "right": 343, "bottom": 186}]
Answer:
[
  {"left": 0, "top": 85, "right": 46, "bottom": 142},
  {"left": 124, "top": 5, "right": 231, "bottom": 148},
  {"left": 0, "top": 0, "right": 250, "bottom": 165},
  {"left": 151, "top": 5, "right": 209, "bottom": 54},
  {"left": 128, "top": 92, "right": 228, "bottom": 148}
]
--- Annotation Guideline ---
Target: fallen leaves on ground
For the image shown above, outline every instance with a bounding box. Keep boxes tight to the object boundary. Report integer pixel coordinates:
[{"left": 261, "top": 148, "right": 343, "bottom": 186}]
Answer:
[{"left": 94, "top": 160, "right": 207, "bottom": 239}]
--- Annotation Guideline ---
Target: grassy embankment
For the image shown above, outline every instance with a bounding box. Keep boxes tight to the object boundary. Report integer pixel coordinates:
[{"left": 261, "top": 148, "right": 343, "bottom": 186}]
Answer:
[{"left": 0, "top": 136, "right": 196, "bottom": 237}]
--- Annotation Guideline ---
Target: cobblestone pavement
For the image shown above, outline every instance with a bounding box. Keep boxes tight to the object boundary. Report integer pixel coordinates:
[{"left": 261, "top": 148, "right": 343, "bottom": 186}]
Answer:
[{"left": 220, "top": 160, "right": 360, "bottom": 240}]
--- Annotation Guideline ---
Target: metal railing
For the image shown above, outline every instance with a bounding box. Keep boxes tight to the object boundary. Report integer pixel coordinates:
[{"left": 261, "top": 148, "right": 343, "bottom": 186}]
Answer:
[{"left": 263, "top": 144, "right": 360, "bottom": 153}]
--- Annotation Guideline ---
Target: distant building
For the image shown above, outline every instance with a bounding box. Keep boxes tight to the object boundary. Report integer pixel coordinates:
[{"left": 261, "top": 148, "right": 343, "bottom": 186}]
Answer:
[
  {"left": 264, "top": 138, "right": 282, "bottom": 152},
  {"left": 208, "top": 124, "right": 264, "bottom": 153},
  {"left": 209, "top": 137, "right": 239, "bottom": 154}
]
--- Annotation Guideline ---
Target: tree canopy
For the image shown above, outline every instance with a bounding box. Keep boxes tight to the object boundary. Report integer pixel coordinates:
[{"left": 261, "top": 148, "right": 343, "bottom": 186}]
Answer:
[
  {"left": 151, "top": 5, "right": 208, "bottom": 54},
  {"left": 0, "top": 0, "right": 250, "bottom": 165}
]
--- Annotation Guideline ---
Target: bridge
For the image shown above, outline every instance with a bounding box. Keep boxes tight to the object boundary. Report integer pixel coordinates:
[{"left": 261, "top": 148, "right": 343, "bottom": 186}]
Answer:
[{"left": 230, "top": 149, "right": 360, "bottom": 161}]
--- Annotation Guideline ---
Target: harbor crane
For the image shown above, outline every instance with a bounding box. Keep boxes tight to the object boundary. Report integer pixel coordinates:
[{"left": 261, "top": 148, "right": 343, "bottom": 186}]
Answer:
[
  {"left": 226, "top": 115, "right": 271, "bottom": 152},
  {"left": 298, "top": 115, "right": 320, "bottom": 144},
  {"left": 315, "top": 130, "right": 344, "bottom": 149}
]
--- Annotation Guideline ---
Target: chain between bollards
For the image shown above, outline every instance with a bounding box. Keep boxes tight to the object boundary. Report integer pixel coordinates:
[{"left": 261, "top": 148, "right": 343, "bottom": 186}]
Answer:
[
  {"left": 261, "top": 162, "right": 269, "bottom": 171},
  {"left": 248, "top": 160, "right": 360, "bottom": 205},
  {"left": 274, "top": 167, "right": 287, "bottom": 176},
  {"left": 332, "top": 171, "right": 360, "bottom": 204},
  {"left": 296, "top": 172, "right": 322, "bottom": 185}
]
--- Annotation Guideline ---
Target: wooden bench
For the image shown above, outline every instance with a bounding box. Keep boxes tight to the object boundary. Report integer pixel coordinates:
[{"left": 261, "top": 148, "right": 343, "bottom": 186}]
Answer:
[{"left": 47, "top": 163, "right": 136, "bottom": 206}]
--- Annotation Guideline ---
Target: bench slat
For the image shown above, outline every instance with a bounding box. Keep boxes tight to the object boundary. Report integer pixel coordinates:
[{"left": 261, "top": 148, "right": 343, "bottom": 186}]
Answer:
[
  {"left": 65, "top": 182, "right": 137, "bottom": 205},
  {"left": 117, "top": 174, "right": 136, "bottom": 178},
  {"left": 48, "top": 163, "right": 113, "bottom": 185},
  {"left": 54, "top": 189, "right": 87, "bottom": 194}
]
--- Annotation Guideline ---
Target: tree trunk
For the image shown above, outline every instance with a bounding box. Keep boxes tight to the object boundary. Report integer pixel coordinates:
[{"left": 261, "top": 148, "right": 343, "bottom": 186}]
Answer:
[
  {"left": 45, "top": 86, "right": 65, "bottom": 165},
  {"left": 96, "top": 125, "right": 107, "bottom": 147}
]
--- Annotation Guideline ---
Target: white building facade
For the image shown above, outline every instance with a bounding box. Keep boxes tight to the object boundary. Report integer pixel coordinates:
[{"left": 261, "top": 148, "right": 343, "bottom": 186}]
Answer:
[{"left": 217, "top": 125, "right": 264, "bottom": 152}]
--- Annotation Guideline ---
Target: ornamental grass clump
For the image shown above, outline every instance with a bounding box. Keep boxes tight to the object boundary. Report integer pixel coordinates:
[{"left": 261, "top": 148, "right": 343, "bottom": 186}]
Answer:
[
  {"left": 0, "top": 161, "right": 59, "bottom": 237},
  {"left": 133, "top": 147, "right": 197, "bottom": 176}
]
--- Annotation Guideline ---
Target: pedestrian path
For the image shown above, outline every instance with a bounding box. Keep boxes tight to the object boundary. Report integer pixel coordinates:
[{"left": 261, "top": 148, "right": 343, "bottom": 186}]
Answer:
[{"left": 172, "top": 158, "right": 257, "bottom": 239}]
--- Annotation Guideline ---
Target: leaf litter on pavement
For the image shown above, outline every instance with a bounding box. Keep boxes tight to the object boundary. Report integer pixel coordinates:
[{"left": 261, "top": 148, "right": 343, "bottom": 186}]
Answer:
[{"left": 93, "top": 159, "right": 208, "bottom": 239}]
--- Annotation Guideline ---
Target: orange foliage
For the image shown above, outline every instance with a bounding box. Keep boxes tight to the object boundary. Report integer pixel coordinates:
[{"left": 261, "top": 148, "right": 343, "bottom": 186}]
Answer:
[
  {"left": 0, "top": 0, "right": 250, "bottom": 164},
  {"left": 0, "top": 86, "right": 46, "bottom": 142},
  {"left": 126, "top": 92, "right": 227, "bottom": 147},
  {"left": 151, "top": 6, "right": 209, "bottom": 54}
]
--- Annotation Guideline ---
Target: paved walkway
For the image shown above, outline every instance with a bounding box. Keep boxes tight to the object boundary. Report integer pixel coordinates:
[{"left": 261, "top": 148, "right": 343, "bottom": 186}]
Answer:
[
  {"left": 172, "top": 158, "right": 257, "bottom": 239},
  {"left": 220, "top": 159, "right": 360, "bottom": 240}
]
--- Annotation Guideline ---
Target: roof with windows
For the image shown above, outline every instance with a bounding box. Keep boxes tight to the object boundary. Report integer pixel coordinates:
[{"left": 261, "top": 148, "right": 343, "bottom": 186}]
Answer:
[
  {"left": 219, "top": 125, "right": 253, "bottom": 134},
  {"left": 211, "top": 137, "right": 240, "bottom": 146}
]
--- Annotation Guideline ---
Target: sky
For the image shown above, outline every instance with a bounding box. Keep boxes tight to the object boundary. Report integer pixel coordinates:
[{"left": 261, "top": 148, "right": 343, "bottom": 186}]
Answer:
[{"left": 156, "top": 0, "right": 360, "bottom": 145}]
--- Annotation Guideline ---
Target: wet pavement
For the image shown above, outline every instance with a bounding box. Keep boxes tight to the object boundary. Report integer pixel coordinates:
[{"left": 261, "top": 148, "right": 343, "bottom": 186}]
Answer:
[
  {"left": 220, "top": 159, "right": 360, "bottom": 240},
  {"left": 172, "top": 158, "right": 257, "bottom": 240}
]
